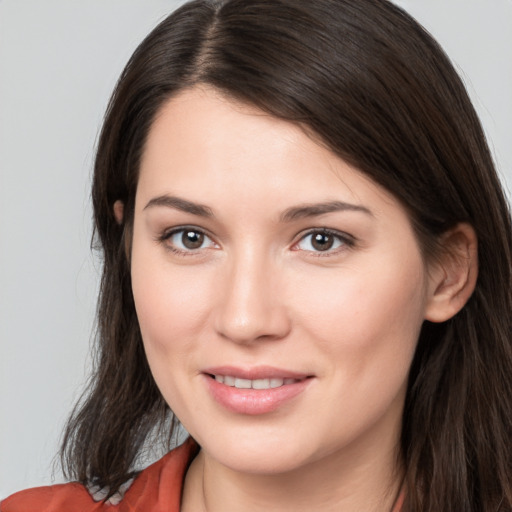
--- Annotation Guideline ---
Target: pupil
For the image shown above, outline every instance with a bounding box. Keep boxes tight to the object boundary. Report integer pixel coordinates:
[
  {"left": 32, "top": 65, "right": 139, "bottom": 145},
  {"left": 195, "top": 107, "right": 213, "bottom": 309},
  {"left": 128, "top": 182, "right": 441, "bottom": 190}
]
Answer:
[
  {"left": 182, "top": 231, "right": 204, "bottom": 249},
  {"left": 312, "top": 232, "right": 333, "bottom": 251}
]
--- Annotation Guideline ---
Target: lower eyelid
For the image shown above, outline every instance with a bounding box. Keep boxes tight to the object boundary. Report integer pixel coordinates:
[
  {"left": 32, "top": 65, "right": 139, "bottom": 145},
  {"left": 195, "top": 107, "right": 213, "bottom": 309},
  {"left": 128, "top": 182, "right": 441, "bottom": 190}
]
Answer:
[
  {"left": 157, "top": 227, "right": 354, "bottom": 254},
  {"left": 293, "top": 230, "right": 355, "bottom": 251},
  {"left": 160, "top": 227, "right": 220, "bottom": 253}
]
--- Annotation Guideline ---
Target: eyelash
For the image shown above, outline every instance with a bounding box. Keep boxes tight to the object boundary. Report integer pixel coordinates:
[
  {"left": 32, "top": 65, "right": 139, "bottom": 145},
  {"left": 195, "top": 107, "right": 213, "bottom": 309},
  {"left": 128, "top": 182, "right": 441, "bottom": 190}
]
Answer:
[
  {"left": 292, "top": 228, "right": 356, "bottom": 256},
  {"left": 158, "top": 226, "right": 217, "bottom": 256},
  {"left": 157, "top": 226, "right": 356, "bottom": 257}
]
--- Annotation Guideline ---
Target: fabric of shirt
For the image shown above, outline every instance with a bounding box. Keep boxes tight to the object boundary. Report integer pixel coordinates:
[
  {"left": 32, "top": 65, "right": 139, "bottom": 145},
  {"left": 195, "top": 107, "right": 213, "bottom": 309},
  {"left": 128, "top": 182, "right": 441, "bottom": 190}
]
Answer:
[
  {"left": 1, "top": 438, "right": 405, "bottom": 511},
  {"left": 1, "top": 438, "right": 198, "bottom": 512}
]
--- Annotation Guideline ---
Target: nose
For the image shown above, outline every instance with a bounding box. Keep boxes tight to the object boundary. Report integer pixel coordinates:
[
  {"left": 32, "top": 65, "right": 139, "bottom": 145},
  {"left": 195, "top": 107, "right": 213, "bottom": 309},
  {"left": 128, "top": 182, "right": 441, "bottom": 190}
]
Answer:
[{"left": 213, "top": 252, "right": 291, "bottom": 345}]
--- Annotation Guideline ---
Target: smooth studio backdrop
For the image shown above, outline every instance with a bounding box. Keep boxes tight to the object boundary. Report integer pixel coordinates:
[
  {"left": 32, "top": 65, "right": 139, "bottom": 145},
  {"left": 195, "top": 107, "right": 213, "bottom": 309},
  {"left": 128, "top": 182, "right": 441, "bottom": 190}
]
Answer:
[{"left": 1, "top": 0, "right": 511, "bottom": 499}]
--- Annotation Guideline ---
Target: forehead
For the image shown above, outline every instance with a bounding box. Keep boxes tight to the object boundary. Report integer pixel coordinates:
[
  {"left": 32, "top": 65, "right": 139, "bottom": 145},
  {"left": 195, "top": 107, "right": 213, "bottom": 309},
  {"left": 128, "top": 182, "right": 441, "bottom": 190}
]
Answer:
[{"left": 137, "top": 86, "right": 399, "bottom": 217}]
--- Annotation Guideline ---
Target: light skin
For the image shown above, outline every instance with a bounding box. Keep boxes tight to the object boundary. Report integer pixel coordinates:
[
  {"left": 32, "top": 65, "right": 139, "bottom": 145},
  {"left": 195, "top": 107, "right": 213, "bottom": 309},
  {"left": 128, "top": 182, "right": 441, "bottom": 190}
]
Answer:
[{"left": 116, "top": 86, "right": 477, "bottom": 511}]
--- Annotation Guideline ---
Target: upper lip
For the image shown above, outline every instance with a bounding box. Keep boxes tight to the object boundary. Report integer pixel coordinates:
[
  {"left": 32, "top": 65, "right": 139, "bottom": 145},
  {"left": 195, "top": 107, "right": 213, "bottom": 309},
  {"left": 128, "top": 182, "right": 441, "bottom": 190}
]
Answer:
[{"left": 202, "top": 365, "right": 311, "bottom": 380}]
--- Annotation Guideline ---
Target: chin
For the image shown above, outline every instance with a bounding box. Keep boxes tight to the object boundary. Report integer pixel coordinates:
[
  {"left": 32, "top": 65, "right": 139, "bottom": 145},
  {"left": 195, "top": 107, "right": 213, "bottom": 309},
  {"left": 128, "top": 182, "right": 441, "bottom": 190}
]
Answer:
[
  {"left": 187, "top": 421, "right": 328, "bottom": 475},
  {"left": 216, "top": 445, "right": 310, "bottom": 475}
]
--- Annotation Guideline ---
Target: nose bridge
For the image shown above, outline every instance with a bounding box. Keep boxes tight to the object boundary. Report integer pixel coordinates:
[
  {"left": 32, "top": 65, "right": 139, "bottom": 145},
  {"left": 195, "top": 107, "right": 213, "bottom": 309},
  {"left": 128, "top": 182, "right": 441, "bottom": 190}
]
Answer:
[{"left": 214, "top": 245, "right": 290, "bottom": 344}]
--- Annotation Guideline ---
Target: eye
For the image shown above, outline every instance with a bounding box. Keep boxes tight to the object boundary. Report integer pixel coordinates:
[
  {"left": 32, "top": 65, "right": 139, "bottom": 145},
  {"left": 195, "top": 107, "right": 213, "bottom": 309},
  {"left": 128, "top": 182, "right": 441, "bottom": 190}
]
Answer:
[
  {"left": 294, "top": 229, "right": 353, "bottom": 253},
  {"left": 161, "top": 227, "right": 217, "bottom": 253}
]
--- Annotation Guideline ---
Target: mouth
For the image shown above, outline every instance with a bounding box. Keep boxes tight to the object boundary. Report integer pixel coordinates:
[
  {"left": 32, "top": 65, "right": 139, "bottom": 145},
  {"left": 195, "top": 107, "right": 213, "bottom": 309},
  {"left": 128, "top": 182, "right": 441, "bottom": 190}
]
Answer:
[
  {"left": 208, "top": 374, "right": 306, "bottom": 390},
  {"left": 202, "top": 367, "right": 314, "bottom": 415}
]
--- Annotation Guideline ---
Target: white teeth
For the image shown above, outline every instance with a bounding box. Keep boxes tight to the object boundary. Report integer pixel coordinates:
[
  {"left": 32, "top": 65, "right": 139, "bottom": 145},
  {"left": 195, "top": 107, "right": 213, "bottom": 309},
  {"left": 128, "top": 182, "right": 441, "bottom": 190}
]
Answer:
[
  {"left": 270, "top": 378, "right": 284, "bottom": 388},
  {"left": 234, "top": 378, "right": 252, "bottom": 389},
  {"left": 224, "top": 375, "right": 236, "bottom": 386},
  {"left": 252, "top": 378, "right": 270, "bottom": 389},
  {"left": 214, "top": 375, "right": 298, "bottom": 389}
]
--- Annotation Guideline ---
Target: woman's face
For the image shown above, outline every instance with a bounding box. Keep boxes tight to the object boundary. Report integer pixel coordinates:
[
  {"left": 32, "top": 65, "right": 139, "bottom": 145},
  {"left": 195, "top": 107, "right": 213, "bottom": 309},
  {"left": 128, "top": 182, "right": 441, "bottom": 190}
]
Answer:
[{"left": 131, "top": 86, "right": 436, "bottom": 475}]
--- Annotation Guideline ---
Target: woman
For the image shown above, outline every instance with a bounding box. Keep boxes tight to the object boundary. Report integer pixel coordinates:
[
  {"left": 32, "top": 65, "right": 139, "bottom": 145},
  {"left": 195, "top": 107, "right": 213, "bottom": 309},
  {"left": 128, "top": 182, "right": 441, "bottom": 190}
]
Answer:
[{"left": 3, "top": 0, "right": 511, "bottom": 510}]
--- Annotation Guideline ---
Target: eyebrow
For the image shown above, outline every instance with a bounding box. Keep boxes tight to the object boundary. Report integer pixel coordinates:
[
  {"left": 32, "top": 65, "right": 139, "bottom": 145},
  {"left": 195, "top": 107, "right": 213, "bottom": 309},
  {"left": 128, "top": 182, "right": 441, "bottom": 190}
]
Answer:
[
  {"left": 143, "top": 195, "right": 372, "bottom": 221},
  {"left": 280, "top": 201, "right": 372, "bottom": 222},
  {"left": 144, "top": 195, "right": 213, "bottom": 217}
]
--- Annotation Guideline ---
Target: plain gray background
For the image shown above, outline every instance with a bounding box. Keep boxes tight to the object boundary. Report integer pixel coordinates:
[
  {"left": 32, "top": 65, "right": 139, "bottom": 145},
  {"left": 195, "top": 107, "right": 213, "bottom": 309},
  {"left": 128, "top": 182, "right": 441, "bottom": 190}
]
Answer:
[{"left": 1, "top": 0, "right": 511, "bottom": 499}]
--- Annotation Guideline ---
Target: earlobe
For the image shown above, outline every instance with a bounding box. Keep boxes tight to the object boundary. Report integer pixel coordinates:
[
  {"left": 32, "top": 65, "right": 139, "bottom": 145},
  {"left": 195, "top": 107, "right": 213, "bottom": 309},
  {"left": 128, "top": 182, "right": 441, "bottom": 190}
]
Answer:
[
  {"left": 424, "top": 223, "right": 478, "bottom": 323},
  {"left": 113, "top": 200, "right": 124, "bottom": 224}
]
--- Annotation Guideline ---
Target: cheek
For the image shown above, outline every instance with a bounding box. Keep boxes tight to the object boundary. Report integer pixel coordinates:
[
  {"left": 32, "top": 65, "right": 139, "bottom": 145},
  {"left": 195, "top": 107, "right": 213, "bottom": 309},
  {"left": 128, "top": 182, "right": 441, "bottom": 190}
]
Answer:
[
  {"left": 130, "top": 248, "right": 214, "bottom": 359},
  {"left": 130, "top": 255, "right": 217, "bottom": 417},
  {"left": 290, "top": 251, "right": 427, "bottom": 371},
  {"left": 286, "top": 255, "right": 426, "bottom": 440}
]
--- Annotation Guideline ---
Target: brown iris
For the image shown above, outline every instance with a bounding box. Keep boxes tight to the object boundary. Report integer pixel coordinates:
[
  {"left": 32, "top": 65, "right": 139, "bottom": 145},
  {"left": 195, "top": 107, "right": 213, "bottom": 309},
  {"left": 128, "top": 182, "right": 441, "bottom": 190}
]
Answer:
[
  {"left": 311, "top": 232, "right": 335, "bottom": 251},
  {"left": 182, "top": 230, "right": 204, "bottom": 249}
]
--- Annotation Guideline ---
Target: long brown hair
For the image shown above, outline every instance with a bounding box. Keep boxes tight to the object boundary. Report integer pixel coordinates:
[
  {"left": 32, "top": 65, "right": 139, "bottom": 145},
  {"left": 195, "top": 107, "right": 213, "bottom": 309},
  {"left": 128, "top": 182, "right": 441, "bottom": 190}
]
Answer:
[{"left": 60, "top": 1, "right": 512, "bottom": 509}]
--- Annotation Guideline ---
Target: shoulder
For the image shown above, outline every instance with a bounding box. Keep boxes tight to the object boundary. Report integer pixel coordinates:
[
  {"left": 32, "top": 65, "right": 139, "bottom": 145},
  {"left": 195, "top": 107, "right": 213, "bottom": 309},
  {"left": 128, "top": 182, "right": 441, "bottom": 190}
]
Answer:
[
  {"left": 0, "top": 483, "right": 96, "bottom": 512},
  {"left": 1, "top": 438, "right": 199, "bottom": 512}
]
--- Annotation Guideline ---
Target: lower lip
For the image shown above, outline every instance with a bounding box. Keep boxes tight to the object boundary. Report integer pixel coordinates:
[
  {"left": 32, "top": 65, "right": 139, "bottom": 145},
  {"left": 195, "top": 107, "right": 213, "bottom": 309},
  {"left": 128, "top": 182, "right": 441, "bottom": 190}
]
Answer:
[{"left": 204, "top": 375, "right": 312, "bottom": 415}]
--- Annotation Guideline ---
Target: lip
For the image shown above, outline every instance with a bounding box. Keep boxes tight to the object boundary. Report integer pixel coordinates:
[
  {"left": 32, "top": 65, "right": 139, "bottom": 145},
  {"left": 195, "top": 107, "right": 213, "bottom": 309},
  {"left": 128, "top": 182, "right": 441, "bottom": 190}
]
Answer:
[
  {"left": 202, "top": 365, "right": 310, "bottom": 380},
  {"left": 202, "top": 366, "right": 313, "bottom": 415}
]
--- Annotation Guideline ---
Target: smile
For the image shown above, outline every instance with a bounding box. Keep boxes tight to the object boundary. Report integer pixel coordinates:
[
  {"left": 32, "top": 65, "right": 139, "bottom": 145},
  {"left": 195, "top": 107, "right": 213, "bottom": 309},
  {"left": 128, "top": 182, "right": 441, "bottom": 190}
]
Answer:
[
  {"left": 212, "top": 375, "right": 301, "bottom": 389},
  {"left": 203, "top": 368, "right": 313, "bottom": 415}
]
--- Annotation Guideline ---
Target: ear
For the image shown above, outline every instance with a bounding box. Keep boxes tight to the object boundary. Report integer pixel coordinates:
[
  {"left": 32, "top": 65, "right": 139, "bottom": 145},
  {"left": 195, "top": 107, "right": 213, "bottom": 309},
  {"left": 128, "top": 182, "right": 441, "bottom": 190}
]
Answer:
[
  {"left": 424, "top": 223, "right": 478, "bottom": 323},
  {"left": 113, "top": 200, "right": 124, "bottom": 224}
]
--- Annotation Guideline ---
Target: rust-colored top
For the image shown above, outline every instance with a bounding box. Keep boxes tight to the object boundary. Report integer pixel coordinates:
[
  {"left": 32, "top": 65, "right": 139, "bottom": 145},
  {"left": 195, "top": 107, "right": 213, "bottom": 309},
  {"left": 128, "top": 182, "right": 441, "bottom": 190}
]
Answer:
[
  {"left": 2, "top": 438, "right": 405, "bottom": 511},
  {"left": 1, "top": 438, "right": 198, "bottom": 512}
]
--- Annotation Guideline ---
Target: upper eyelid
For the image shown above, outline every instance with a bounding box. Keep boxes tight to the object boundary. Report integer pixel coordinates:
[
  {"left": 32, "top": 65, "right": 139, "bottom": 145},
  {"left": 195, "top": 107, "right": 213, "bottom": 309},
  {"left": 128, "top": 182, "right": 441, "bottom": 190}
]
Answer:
[
  {"left": 158, "top": 226, "right": 217, "bottom": 247},
  {"left": 294, "top": 227, "right": 355, "bottom": 243},
  {"left": 158, "top": 226, "right": 218, "bottom": 255},
  {"left": 291, "top": 229, "right": 357, "bottom": 256},
  {"left": 157, "top": 225, "right": 355, "bottom": 249},
  {"left": 161, "top": 225, "right": 214, "bottom": 240}
]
